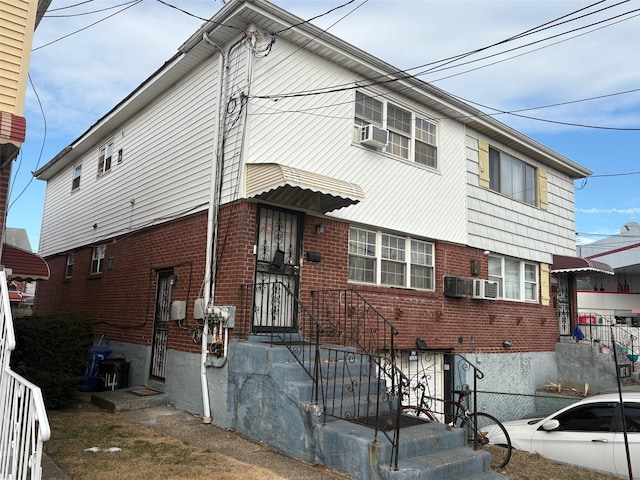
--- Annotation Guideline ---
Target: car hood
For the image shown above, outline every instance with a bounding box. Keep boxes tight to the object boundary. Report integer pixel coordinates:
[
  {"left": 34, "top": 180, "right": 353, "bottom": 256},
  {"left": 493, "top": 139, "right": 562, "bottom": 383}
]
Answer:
[{"left": 500, "top": 418, "right": 544, "bottom": 449}]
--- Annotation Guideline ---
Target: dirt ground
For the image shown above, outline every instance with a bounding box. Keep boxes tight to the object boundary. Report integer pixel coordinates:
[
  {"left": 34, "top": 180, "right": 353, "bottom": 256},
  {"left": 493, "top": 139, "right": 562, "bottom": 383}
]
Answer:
[{"left": 44, "top": 400, "right": 623, "bottom": 480}]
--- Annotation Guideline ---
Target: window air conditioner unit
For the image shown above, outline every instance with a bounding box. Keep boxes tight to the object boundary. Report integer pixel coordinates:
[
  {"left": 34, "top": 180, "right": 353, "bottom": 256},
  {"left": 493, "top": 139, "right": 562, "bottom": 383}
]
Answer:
[
  {"left": 360, "top": 124, "right": 388, "bottom": 149},
  {"left": 472, "top": 279, "right": 499, "bottom": 300},
  {"left": 444, "top": 276, "right": 473, "bottom": 298}
]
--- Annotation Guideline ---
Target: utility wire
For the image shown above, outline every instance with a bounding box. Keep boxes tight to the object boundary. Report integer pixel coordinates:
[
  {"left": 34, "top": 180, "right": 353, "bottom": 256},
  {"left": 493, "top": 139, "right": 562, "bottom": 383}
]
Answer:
[
  {"left": 44, "top": 0, "right": 139, "bottom": 17},
  {"left": 33, "top": 0, "right": 143, "bottom": 51}
]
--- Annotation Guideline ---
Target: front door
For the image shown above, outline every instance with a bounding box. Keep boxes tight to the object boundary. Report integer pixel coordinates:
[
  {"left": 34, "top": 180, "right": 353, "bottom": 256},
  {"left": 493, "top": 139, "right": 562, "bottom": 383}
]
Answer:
[
  {"left": 252, "top": 206, "right": 302, "bottom": 332},
  {"left": 150, "top": 270, "right": 173, "bottom": 380}
]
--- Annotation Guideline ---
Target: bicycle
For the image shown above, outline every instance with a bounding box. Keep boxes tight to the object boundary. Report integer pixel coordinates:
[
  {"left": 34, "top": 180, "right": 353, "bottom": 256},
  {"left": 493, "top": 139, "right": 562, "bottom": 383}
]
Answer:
[{"left": 402, "top": 379, "right": 512, "bottom": 469}]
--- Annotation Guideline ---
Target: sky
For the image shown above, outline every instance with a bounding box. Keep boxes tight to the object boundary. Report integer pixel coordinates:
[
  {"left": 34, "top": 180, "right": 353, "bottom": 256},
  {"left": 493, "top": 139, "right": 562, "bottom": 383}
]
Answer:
[{"left": 10, "top": 0, "right": 640, "bottom": 252}]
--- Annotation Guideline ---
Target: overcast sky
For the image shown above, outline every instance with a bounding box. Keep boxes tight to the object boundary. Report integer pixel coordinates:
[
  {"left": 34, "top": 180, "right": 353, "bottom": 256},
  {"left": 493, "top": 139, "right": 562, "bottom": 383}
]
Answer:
[{"left": 11, "top": 0, "right": 640, "bottom": 251}]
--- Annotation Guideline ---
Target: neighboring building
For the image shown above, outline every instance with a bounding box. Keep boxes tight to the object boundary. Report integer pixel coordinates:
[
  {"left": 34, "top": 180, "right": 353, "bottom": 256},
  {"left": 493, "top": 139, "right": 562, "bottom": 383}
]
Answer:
[
  {"left": 0, "top": 0, "right": 50, "bottom": 249},
  {"left": 34, "top": 0, "right": 592, "bottom": 429},
  {"left": 2, "top": 227, "right": 49, "bottom": 316},
  {"left": 576, "top": 221, "right": 640, "bottom": 323}
]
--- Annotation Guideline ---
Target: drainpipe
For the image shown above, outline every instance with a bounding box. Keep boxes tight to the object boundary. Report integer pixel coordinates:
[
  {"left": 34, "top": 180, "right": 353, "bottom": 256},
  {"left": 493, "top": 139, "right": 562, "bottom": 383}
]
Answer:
[
  {"left": 200, "top": 31, "right": 226, "bottom": 425},
  {"left": 200, "top": 30, "right": 247, "bottom": 424}
]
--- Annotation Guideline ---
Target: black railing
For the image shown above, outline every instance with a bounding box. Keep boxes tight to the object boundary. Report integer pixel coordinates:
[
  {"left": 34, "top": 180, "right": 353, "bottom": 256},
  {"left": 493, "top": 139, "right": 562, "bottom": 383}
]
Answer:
[
  {"left": 310, "top": 289, "right": 398, "bottom": 354},
  {"left": 240, "top": 284, "right": 404, "bottom": 469}
]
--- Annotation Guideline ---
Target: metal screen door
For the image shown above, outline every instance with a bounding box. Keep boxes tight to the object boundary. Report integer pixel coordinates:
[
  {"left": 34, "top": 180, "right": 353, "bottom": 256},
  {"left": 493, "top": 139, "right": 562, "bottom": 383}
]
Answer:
[
  {"left": 150, "top": 270, "right": 173, "bottom": 379},
  {"left": 252, "top": 206, "right": 301, "bottom": 332}
]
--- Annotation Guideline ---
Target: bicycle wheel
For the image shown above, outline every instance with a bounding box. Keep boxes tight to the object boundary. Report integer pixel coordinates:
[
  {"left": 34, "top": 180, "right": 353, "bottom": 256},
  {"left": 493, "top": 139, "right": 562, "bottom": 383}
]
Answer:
[
  {"left": 462, "top": 412, "right": 512, "bottom": 469},
  {"left": 401, "top": 406, "right": 437, "bottom": 421}
]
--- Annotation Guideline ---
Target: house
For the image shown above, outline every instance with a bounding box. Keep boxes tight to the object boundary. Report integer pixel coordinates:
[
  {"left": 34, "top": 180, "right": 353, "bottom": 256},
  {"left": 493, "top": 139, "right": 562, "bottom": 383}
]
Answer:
[
  {"left": 33, "top": 0, "right": 599, "bottom": 475},
  {"left": 0, "top": 0, "right": 51, "bottom": 275},
  {"left": 571, "top": 222, "right": 640, "bottom": 348}
]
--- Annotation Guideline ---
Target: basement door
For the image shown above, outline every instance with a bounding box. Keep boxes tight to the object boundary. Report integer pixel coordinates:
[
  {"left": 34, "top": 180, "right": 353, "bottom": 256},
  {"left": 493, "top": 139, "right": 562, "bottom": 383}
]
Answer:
[
  {"left": 150, "top": 270, "right": 174, "bottom": 380},
  {"left": 252, "top": 206, "right": 302, "bottom": 333}
]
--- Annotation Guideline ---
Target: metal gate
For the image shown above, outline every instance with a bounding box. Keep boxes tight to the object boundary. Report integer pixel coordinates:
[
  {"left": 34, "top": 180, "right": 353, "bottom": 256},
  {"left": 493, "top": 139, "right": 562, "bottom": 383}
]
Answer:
[
  {"left": 150, "top": 270, "right": 173, "bottom": 379},
  {"left": 252, "top": 206, "right": 302, "bottom": 332},
  {"left": 556, "top": 273, "right": 571, "bottom": 336}
]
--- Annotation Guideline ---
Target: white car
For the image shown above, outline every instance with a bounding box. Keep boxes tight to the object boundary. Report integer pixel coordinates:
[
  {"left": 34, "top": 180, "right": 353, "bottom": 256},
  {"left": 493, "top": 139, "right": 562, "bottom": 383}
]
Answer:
[{"left": 497, "top": 392, "right": 640, "bottom": 478}]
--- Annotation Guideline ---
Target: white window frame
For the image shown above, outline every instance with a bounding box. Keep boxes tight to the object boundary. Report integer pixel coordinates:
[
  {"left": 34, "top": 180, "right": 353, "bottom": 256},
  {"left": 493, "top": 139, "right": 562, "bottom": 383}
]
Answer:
[
  {"left": 488, "top": 146, "right": 536, "bottom": 205},
  {"left": 98, "top": 140, "right": 114, "bottom": 176},
  {"left": 72, "top": 164, "right": 81, "bottom": 190},
  {"left": 91, "top": 245, "right": 106, "bottom": 274},
  {"left": 348, "top": 227, "right": 434, "bottom": 290},
  {"left": 65, "top": 251, "right": 74, "bottom": 278},
  {"left": 488, "top": 255, "right": 539, "bottom": 302},
  {"left": 354, "top": 91, "right": 438, "bottom": 168}
]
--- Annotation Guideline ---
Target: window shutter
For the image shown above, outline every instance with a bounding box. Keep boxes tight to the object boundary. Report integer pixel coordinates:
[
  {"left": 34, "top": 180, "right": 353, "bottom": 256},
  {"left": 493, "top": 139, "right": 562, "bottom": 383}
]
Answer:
[
  {"left": 478, "top": 140, "right": 490, "bottom": 188},
  {"left": 540, "top": 263, "right": 550, "bottom": 306},
  {"left": 538, "top": 168, "right": 548, "bottom": 210}
]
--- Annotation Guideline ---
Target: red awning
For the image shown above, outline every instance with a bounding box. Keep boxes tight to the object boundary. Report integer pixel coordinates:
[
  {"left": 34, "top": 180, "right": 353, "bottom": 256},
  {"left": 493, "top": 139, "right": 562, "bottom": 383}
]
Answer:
[
  {"left": 0, "top": 112, "right": 26, "bottom": 146},
  {"left": 551, "top": 254, "right": 614, "bottom": 275},
  {"left": 1, "top": 243, "right": 50, "bottom": 281}
]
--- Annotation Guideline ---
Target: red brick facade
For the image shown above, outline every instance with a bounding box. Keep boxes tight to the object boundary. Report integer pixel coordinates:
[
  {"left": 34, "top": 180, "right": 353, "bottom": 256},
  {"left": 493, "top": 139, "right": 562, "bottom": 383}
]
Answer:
[{"left": 35, "top": 201, "right": 560, "bottom": 357}]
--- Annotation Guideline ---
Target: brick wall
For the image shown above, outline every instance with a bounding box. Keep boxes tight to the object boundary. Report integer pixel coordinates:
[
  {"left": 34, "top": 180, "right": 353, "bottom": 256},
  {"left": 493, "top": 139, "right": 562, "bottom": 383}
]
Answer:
[{"left": 36, "top": 202, "right": 559, "bottom": 357}]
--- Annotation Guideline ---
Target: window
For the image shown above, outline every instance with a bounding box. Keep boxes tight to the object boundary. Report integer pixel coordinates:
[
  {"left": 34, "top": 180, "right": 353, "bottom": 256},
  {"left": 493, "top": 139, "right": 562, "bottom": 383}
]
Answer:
[
  {"left": 489, "top": 147, "right": 536, "bottom": 205},
  {"left": 98, "top": 140, "right": 113, "bottom": 176},
  {"left": 349, "top": 227, "right": 434, "bottom": 289},
  {"left": 91, "top": 245, "right": 106, "bottom": 274},
  {"left": 355, "top": 91, "right": 438, "bottom": 168},
  {"left": 65, "top": 252, "right": 74, "bottom": 278},
  {"left": 489, "top": 255, "right": 538, "bottom": 301},
  {"left": 72, "top": 164, "right": 81, "bottom": 190},
  {"left": 554, "top": 403, "right": 615, "bottom": 432}
]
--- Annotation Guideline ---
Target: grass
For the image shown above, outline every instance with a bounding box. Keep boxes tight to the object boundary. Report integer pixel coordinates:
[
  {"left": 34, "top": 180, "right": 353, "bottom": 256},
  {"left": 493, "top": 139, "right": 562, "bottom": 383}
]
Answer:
[{"left": 45, "top": 411, "right": 286, "bottom": 480}]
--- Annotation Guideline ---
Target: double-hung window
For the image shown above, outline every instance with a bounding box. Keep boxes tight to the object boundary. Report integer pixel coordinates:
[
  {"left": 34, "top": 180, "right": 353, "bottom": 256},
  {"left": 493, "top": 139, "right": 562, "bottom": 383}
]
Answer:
[
  {"left": 65, "top": 252, "right": 74, "bottom": 278},
  {"left": 489, "top": 147, "right": 536, "bottom": 205},
  {"left": 489, "top": 255, "right": 538, "bottom": 301},
  {"left": 72, "top": 164, "right": 81, "bottom": 190},
  {"left": 349, "top": 227, "right": 434, "bottom": 289},
  {"left": 355, "top": 91, "right": 438, "bottom": 168},
  {"left": 91, "top": 245, "right": 106, "bottom": 274},
  {"left": 98, "top": 140, "right": 113, "bottom": 176}
]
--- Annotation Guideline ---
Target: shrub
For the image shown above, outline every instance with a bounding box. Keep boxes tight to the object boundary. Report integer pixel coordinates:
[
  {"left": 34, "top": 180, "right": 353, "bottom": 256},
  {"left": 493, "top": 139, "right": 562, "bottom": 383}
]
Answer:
[{"left": 11, "top": 313, "right": 93, "bottom": 409}]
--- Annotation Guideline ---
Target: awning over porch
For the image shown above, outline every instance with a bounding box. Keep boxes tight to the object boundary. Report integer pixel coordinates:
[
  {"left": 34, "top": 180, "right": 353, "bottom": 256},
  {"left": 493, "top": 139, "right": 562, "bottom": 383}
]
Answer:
[
  {"left": 246, "top": 163, "right": 365, "bottom": 213},
  {"left": 1, "top": 243, "right": 50, "bottom": 281},
  {"left": 551, "top": 254, "right": 614, "bottom": 275}
]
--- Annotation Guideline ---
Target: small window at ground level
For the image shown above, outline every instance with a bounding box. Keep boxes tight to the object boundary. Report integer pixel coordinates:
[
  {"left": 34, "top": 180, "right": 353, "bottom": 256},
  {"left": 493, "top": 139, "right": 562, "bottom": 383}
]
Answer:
[{"left": 91, "top": 245, "right": 106, "bottom": 274}]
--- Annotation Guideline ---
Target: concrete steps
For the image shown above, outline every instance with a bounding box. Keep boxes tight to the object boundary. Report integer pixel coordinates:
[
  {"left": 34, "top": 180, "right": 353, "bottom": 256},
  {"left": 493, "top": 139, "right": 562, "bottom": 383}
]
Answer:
[{"left": 91, "top": 386, "right": 168, "bottom": 413}]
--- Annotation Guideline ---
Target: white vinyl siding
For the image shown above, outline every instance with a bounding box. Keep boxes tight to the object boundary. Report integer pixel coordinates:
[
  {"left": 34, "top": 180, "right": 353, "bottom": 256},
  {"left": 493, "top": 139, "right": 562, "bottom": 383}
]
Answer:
[
  {"left": 38, "top": 57, "right": 221, "bottom": 256},
  {"left": 249, "top": 39, "right": 468, "bottom": 246}
]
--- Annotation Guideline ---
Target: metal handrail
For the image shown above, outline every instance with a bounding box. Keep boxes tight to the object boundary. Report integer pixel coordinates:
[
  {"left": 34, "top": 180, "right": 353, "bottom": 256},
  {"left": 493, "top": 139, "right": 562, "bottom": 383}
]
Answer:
[{"left": 0, "top": 270, "right": 51, "bottom": 480}]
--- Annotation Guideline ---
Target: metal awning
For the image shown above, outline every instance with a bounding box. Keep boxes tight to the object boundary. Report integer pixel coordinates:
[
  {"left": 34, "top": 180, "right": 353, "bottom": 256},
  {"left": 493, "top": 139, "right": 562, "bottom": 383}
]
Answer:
[
  {"left": 551, "top": 254, "right": 614, "bottom": 275},
  {"left": 246, "top": 163, "right": 365, "bottom": 213},
  {"left": 1, "top": 243, "right": 50, "bottom": 281}
]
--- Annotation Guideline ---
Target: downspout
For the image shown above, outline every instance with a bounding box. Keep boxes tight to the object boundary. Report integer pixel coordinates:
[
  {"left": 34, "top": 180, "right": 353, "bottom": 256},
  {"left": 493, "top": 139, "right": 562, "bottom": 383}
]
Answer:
[
  {"left": 200, "top": 30, "right": 248, "bottom": 424},
  {"left": 200, "top": 31, "right": 226, "bottom": 424}
]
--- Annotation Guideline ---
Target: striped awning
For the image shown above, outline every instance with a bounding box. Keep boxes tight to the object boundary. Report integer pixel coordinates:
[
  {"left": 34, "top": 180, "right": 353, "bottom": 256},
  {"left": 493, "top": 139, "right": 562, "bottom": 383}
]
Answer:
[
  {"left": 1, "top": 243, "right": 50, "bottom": 281},
  {"left": 0, "top": 112, "right": 26, "bottom": 147},
  {"left": 246, "top": 163, "right": 365, "bottom": 213},
  {"left": 551, "top": 254, "right": 614, "bottom": 275}
]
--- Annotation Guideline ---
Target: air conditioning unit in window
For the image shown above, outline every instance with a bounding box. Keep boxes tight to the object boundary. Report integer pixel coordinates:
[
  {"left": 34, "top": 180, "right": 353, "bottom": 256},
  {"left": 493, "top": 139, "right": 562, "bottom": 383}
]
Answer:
[
  {"left": 472, "top": 279, "right": 499, "bottom": 300},
  {"left": 360, "top": 124, "right": 388, "bottom": 149},
  {"left": 444, "top": 276, "right": 473, "bottom": 298}
]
